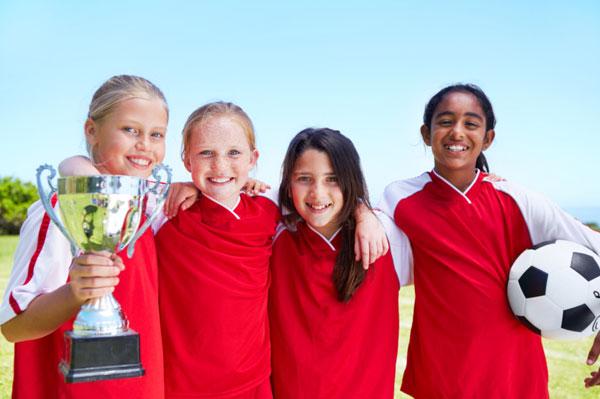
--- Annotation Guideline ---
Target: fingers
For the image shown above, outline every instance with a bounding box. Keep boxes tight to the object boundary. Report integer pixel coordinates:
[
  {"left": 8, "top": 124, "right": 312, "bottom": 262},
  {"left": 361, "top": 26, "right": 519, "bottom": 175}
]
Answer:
[
  {"left": 360, "top": 237, "right": 370, "bottom": 271},
  {"left": 165, "top": 182, "right": 199, "bottom": 218},
  {"left": 585, "top": 370, "right": 600, "bottom": 388},
  {"left": 381, "top": 237, "right": 390, "bottom": 256},
  {"left": 587, "top": 332, "right": 600, "bottom": 366},
  {"left": 180, "top": 196, "right": 196, "bottom": 212},
  {"left": 242, "top": 179, "right": 271, "bottom": 196},
  {"left": 164, "top": 184, "right": 179, "bottom": 218},
  {"left": 257, "top": 182, "right": 271, "bottom": 193},
  {"left": 69, "top": 252, "right": 124, "bottom": 302}
]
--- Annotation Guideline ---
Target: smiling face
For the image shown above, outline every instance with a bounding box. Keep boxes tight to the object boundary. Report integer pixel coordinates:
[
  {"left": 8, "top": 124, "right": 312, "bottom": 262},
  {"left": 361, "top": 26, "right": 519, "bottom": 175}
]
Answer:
[
  {"left": 421, "top": 91, "right": 495, "bottom": 190},
  {"left": 184, "top": 116, "right": 258, "bottom": 209},
  {"left": 85, "top": 97, "right": 167, "bottom": 178},
  {"left": 290, "top": 149, "right": 344, "bottom": 239}
]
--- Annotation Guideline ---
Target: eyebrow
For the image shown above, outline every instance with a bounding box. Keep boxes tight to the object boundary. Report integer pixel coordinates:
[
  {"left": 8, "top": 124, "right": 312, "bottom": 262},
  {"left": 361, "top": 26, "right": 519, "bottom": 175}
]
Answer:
[
  {"left": 435, "top": 111, "right": 483, "bottom": 121},
  {"left": 121, "top": 119, "right": 167, "bottom": 130},
  {"left": 292, "top": 171, "right": 335, "bottom": 176}
]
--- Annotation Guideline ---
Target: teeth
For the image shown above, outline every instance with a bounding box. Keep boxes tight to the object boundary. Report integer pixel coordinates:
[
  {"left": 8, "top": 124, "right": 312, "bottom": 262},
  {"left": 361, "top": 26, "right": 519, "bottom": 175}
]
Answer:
[
  {"left": 309, "top": 203, "right": 331, "bottom": 210},
  {"left": 445, "top": 145, "right": 467, "bottom": 152},
  {"left": 129, "top": 157, "right": 150, "bottom": 166},
  {"left": 210, "top": 177, "right": 231, "bottom": 183}
]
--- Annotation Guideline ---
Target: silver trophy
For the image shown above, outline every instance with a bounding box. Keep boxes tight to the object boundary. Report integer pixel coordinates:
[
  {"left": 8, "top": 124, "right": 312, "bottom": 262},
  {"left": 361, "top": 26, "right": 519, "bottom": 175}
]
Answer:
[{"left": 36, "top": 164, "right": 171, "bottom": 383}]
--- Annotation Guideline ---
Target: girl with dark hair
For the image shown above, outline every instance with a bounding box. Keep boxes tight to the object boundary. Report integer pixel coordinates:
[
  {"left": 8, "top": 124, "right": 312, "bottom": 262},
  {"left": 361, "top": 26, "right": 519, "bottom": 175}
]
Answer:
[
  {"left": 379, "top": 83, "right": 600, "bottom": 398},
  {"left": 269, "top": 128, "right": 412, "bottom": 399}
]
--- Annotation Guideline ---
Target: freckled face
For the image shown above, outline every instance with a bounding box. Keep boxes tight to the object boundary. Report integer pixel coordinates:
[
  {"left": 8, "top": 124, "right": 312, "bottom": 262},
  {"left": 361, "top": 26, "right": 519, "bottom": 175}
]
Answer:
[
  {"left": 184, "top": 116, "right": 258, "bottom": 209},
  {"left": 422, "top": 91, "right": 494, "bottom": 182},
  {"left": 290, "top": 149, "right": 344, "bottom": 239},
  {"left": 85, "top": 97, "right": 167, "bottom": 178}
]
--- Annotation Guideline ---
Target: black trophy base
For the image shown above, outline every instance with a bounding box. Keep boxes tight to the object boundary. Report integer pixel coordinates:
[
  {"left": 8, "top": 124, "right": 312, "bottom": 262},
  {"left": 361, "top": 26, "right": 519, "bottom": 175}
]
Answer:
[{"left": 59, "top": 330, "right": 145, "bottom": 383}]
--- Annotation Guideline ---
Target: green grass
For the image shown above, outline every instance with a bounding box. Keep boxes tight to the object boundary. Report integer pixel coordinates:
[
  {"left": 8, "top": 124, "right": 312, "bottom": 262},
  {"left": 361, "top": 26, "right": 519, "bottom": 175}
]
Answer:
[
  {"left": 395, "top": 286, "right": 599, "bottom": 398},
  {"left": 0, "top": 236, "right": 18, "bottom": 398},
  {"left": 0, "top": 235, "right": 599, "bottom": 397}
]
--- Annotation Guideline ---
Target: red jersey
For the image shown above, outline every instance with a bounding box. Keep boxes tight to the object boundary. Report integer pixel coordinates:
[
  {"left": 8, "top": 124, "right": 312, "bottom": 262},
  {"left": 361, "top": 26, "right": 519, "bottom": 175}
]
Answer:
[
  {"left": 269, "top": 222, "right": 402, "bottom": 399},
  {"left": 1, "top": 199, "right": 164, "bottom": 399},
  {"left": 379, "top": 170, "right": 600, "bottom": 399},
  {"left": 155, "top": 194, "right": 279, "bottom": 399}
]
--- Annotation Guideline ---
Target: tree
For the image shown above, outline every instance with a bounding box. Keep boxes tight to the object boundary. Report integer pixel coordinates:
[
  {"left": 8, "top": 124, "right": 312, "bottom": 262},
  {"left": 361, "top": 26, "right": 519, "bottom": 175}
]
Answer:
[{"left": 0, "top": 177, "right": 39, "bottom": 234}]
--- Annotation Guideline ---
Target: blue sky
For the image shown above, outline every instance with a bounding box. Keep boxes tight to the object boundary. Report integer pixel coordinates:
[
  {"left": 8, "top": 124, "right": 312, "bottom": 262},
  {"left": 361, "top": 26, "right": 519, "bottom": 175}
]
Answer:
[{"left": 1, "top": 1, "right": 599, "bottom": 220}]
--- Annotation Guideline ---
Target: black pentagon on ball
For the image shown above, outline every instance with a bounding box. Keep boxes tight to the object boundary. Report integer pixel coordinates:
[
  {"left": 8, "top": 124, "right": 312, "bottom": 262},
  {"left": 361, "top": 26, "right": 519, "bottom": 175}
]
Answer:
[
  {"left": 517, "top": 316, "right": 541, "bottom": 335},
  {"left": 570, "top": 252, "right": 600, "bottom": 282},
  {"left": 518, "top": 266, "right": 548, "bottom": 298},
  {"left": 562, "top": 304, "right": 596, "bottom": 332}
]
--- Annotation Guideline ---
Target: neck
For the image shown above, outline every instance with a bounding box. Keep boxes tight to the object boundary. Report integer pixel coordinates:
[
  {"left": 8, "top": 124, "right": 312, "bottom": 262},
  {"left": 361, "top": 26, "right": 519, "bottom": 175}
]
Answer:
[
  {"left": 308, "top": 222, "right": 342, "bottom": 241},
  {"left": 433, "top": 167, "right": 478, "bottom": 192}
]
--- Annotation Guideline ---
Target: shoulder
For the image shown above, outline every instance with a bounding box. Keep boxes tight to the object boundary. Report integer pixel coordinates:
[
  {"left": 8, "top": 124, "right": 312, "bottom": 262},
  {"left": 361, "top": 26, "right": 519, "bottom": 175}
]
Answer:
[
  {"left": 245, "top": 193, "right": 281, "bottom": 220},
  {"left": 383, "top": 172, "right": 432, "bottom": 202},
  {"left": 273, "top": 222, "right": 290, "bottom": 243},
  {"left": 482, "top": 176, "right": 548, "bottom": 206},
  {"left": 379, "top": 172, "right": 431, "bottom": 218}
]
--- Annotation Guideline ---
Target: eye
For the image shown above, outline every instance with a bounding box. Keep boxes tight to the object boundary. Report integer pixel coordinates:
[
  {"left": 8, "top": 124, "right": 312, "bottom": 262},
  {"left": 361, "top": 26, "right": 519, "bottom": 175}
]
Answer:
[
  {"left": 151, "top": 131, "right": 165, "bottom": 139},
  {"left": 438, "top": 119, "right": 452, "bottom": 127},
  {"left": 295, "top": 175, "right": 311, "bottom": 183},
  {"left": 123, "top": 127, "right": 138, "bottom": 135},
  {"left": 228, "top": 149, "right": 241, "bottom": 156},
  {"left": 465, "top": 121, "right": 480, "bottom": 129},
  {"left": 326, "top": 175, "right": 338, "bottom": 184},
  {"left": 199, "top": 150, "right": 213, "bottom": 157}
]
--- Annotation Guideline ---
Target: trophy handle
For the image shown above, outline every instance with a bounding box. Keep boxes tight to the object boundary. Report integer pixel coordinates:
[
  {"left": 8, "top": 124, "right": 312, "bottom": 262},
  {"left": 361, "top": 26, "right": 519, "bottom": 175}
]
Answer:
[
  {"left": 124, "top": 164, "right": 172, "bottom": 258},
  {"left": 36, "top": 165, "right": 78, "bottom": 256}
]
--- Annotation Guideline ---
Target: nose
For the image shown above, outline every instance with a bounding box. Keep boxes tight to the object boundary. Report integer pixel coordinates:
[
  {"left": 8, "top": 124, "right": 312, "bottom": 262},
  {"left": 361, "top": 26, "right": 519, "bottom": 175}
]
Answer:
[
  {"left": 449, "top": 124, "right": 465, "bottom": 140},
  {"left": 309, "top": 181, "right": 324, "bottom": 198},
  {"left": 211, "top": 155, "right": 227, "bottom": 170},
  {"left": 135, "top": 134, "right": 150, "bottom": 150}
]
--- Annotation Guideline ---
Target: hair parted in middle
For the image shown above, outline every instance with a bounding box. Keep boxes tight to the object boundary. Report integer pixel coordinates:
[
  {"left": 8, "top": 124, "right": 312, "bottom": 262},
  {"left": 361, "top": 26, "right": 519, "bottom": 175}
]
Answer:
[
  {"left": 181, "top": 101, "right": 256, "bottom": 163},
  {"left": 279, "top": 127, "right": 371, "bottom": 302}
]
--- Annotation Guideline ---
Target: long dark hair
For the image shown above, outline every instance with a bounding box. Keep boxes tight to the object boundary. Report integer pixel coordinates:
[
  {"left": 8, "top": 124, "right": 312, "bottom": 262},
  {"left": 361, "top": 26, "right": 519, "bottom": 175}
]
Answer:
[
  {"left": 279, "top": 128, "right": 371, "bottom": 302},
  {"left": 423, "top": 83, "right": 496, "bottom": 172}
]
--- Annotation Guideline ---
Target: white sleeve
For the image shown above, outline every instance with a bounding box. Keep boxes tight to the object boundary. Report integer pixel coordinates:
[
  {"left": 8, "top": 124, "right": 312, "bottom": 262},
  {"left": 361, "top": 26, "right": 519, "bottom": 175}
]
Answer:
[
  {"left": 378, "top": 173, "right": 432, "bottom": 219},
  {"left": 376, "top": 211, "right": 413, "bottom": 286},
  {"left": 0, "top": 200, "right": 72, "bottom": 324},
  {"left": 495, "top": 181, "right": 600, "bottom": 254}
]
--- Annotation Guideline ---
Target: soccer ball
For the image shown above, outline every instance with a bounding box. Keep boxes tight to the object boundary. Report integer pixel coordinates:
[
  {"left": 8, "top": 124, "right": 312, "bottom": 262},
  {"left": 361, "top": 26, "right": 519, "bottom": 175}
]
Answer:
[{"left": 507, "top": 240, "right": 600, "bottom": 340}]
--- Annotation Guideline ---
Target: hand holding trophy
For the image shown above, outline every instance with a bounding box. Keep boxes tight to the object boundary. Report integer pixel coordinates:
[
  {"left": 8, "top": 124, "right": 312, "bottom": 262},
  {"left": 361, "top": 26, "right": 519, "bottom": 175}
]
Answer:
[{"left": 36, "top": 163, "right": 171, "bottom": 383}]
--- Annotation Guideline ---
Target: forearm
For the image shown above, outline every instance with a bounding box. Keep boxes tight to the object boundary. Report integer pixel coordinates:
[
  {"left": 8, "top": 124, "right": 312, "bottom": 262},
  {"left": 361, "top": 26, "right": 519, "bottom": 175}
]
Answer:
[{"left": 1, "top": 283, "right": 83, "bottom": 342}]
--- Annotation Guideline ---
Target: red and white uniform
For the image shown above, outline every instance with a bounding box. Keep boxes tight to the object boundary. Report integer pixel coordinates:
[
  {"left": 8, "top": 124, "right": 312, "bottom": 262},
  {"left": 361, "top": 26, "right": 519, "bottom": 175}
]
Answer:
[
  {"left": 0, "top": 197, "right": 164, "bottom": 399},
  {"left": 379, "top": 170, "right": 600, "bottom": 399},
  {"left": 154, "top": 194, "right": 279, "bottom": 399},
  {"left": 269, "top": 218, "right": 411, "bottom": 399}
]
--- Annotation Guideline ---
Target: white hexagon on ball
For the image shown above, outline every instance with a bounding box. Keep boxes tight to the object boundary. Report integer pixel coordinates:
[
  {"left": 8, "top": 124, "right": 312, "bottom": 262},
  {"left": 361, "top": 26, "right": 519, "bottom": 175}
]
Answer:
[{"left": 507, "top": 240, "right": 600, "bottom": 340}]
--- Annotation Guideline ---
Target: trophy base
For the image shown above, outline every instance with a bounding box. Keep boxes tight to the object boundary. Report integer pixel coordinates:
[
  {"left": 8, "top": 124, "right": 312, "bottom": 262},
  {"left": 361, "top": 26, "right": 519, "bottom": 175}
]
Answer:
[{"left": 59, "top": 330, "right": 145, "bottom": 383}]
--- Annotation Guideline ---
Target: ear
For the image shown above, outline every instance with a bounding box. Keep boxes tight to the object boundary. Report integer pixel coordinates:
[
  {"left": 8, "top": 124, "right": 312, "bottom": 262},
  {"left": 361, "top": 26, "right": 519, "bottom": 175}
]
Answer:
[
  {"left": 420, "top": 124, "right": 432, "bottom": 146},
  {"left": 482, "top": 129, "right": 495, "bottom": 150},
  {"left": 183, "top": 154, "right": 192, "bottom": 173},
  {"left": 84, "top": 119, "right": 98, "bottom": 146},
  {"left": 249, "top": 149, "right": 259, "bottom": 169}
]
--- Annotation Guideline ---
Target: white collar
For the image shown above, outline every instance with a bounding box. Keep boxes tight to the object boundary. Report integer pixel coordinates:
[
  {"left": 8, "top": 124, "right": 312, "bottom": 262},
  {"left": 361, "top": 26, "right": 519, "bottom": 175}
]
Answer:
[
  {"left": 202, "top": 193, "right": 242, "bottom": 220},
  {"left": 432, "top": 169, "right": 480, "bottom": 205},
  {"left": 306, "top": 223, "right": 342, "bottom": 252}
]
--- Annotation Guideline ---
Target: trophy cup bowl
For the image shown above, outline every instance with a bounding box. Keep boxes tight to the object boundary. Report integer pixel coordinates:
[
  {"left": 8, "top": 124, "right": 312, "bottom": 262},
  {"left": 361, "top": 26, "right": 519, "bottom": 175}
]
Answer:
[{"left": 36, "top": 164, "right": 171, "bottom": 383}]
